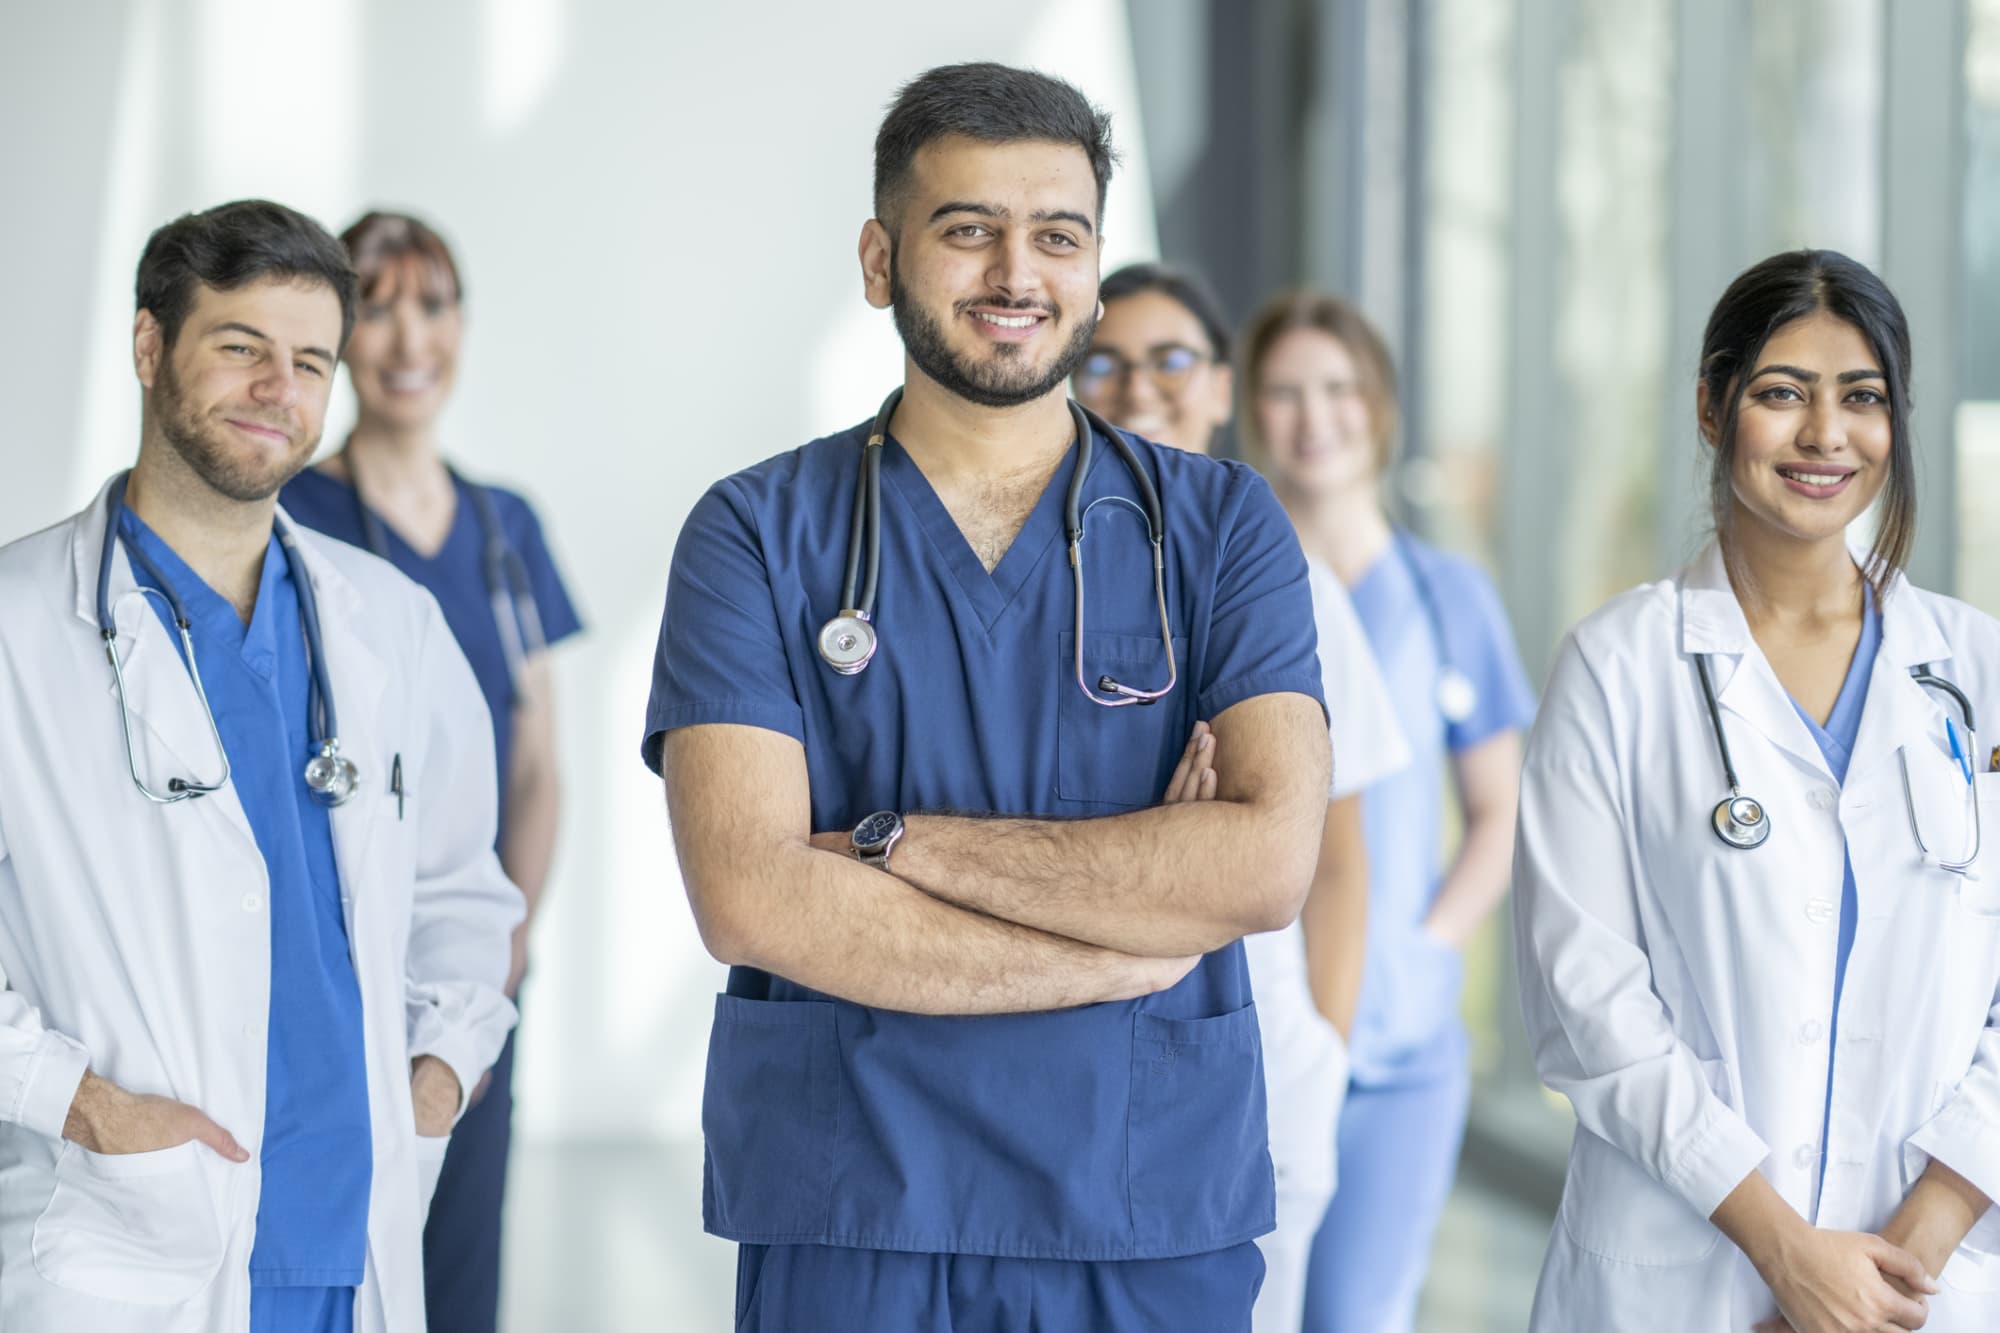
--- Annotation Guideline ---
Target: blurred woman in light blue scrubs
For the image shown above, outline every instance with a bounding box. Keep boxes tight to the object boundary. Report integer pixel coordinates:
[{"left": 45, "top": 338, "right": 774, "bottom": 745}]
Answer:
[{"left": 1240, "top": 293, "right": 1538, "bottom": 1332}]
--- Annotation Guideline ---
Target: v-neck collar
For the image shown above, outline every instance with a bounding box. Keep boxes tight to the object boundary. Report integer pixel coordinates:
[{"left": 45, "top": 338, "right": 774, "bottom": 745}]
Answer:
[
  {"left": 879, "top": 425, "right": 1100, "bottom": 631},
  {"left": 1787, "top": 589, "right": 1881, "bottom": 782},
  {"left": 119, "top": 504, "right": 286, "bottom": 662}
]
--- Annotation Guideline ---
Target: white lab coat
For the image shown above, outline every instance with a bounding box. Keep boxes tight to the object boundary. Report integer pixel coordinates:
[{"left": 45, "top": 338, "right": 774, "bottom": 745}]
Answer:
[
  {"left": 0, "top": 480, "right": 521, "bottom": 1333},
  {"left": 1514, "top": 542, "right": 2000, "bottom": 1331},
  {"left": 1248, "top": 557, "right": 1412, "bottom": 1333}
]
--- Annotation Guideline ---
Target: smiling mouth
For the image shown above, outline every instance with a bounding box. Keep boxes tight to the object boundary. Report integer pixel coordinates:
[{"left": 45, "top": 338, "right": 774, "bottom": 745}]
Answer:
[
  {"left": 381, "top": 370, "right": 439, "bottom": 393},
  {"left": 1776, "top": 465, "right": 1856, "bottom": 493},
  {"left": 966, "top": 308, "right": 1050, "bottom": 334},
  {"left": 228, "top": 418, "right": 291, "bottom": 443}
]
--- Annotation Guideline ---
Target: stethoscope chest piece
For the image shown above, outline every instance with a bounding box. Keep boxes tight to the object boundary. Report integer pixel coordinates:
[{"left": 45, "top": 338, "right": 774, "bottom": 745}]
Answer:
[
  {"left": 1437, "top": 669, "right": 1478, "bottom": 725},
  {"left": 1712, "top": 793, "right": 1771, "bottom": 850},
  {"left": 304, "top": 739, "right": 360, "bottom": 808},
  {"left": 818, "top": 613, "right": 877, "bottom": 676}
]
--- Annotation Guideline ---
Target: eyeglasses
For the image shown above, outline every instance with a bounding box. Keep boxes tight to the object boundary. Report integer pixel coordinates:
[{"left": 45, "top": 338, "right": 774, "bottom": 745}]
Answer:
[{"left": 1074, "top": 345, "right": 1211, "bottom": 393}]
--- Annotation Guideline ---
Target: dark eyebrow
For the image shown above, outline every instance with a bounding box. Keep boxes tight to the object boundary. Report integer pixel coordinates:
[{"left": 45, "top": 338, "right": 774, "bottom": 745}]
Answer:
[
  {"left": 1029, "top": 207, "right": 1095, "bottom": 235},
  {"left": 1747, "top": 363, "right": 1885, "bottom": 386},
  {"left": 210, "top": 320, "right": 333, "bottom": 365},
  {"left": 928, "top": 201, "right": 1096, "bottom": 236},
  {"left": 931, "top": 201, "right": 1005, "bottom": 223}
]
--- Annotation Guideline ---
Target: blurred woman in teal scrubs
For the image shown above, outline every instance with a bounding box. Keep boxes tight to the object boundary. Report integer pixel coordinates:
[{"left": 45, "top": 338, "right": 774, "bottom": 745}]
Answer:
[{"left": 1240, "top": 292, "right": 1538, "bottom": 1332}]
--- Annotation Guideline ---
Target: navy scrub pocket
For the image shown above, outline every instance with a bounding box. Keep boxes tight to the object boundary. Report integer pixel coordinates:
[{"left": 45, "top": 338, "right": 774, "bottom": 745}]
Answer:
[
  {"left": 1127, "top": 1004, "right": 1273, "bottom": 1251},
  {"left": 702, "top": 995, "right": 840, "bottom": 1241},
  {"left": 1056, "top": 632, "right": 1190, "bottom": 807}
]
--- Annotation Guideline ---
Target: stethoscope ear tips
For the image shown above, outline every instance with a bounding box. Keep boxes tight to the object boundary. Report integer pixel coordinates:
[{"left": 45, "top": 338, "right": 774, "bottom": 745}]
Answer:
[{"left": 1712, "top": 794, "right": 1772, "bottom": 849}]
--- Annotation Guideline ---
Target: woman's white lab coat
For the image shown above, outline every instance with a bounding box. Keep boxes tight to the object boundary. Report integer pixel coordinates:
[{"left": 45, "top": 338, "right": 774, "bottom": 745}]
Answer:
[
  {"left": 1515, "top": 543, "right": 2000, "bottom": 1331},
  {"left": 0, "top": 480, "right": 521, "bottom": 1332}
]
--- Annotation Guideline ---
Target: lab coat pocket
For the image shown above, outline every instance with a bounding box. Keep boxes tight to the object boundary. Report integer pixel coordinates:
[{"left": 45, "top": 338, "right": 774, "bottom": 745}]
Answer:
[
  {"left": 414, "top": 1131, "right": 451, "bottom": 1218},
  {"left": 1556, "top": 1061, "right": 1726, "bottom": 1268},
  {"left": 1128, "top": 1004, "right": 1270, "bottom": 1249},
  {"left": 31, "top": 1139, "right": 224, "bottom": 1305},
  {"left": 1959, "top": 773, "right": 2000, "bottom": 917},
  {"left": 1056, "top": 633, "right": 1191, "bottom": 807},
  {"left": 702, "top": 995, "right": 838, "bottom": 1239}
]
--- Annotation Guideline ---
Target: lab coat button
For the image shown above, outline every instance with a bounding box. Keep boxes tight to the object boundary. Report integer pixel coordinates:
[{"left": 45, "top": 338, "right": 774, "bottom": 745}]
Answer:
[
  {"left": 242, "top": 892, "right": 263, "bottom": 912},
  {"left": 1793, "top": 1142, "right": 1818, "bottom": 1170},
  {"left": 1798, "top": 1020, "right": 1824, "bottom": 1044},
  {"left": 1804, "top": 899, "right": 1836, "bottom": 924}
]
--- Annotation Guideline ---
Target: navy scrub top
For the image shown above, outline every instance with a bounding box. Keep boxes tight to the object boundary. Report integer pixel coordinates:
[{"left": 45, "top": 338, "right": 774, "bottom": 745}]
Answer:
[
  {"left": 642, "top": 415, "right": 1326, "bottom": 1261},
  {"left": 120, "top": 508, "right": 371, "bottom": 1287},
  {"left": 280, "top": 467, "right": 583, "bottom": 830}
]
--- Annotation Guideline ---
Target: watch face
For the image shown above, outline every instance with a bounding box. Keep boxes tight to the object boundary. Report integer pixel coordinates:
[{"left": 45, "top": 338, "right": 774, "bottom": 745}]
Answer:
[{"left": 853, "top": 810, "right": 900, "bottom": 850}]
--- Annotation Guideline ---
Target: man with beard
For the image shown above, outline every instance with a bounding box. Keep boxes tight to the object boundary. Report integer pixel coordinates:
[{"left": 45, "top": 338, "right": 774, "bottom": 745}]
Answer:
[
  {"left": 645, "top": 64, "right": 1332, "bottom": 1331},
  {"left": 0, "top": 200, "right": 520, "bottom": 1333}
]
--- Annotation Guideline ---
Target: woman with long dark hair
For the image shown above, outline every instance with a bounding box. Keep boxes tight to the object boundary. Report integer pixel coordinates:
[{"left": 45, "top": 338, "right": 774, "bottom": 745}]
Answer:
[{"left": 1514, "top": 250, "right": 2000, "bottom": 1330}]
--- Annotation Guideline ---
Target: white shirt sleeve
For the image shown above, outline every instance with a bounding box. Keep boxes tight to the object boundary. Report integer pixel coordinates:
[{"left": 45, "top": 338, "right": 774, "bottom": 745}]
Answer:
[{"left": 1309, "top": 558, "right": 1412, "bottom": 799}]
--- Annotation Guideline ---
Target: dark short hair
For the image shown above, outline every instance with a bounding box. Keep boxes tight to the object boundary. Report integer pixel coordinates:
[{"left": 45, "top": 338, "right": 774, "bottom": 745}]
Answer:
[
  {"left": 342, "top": 210, "right": 464, "bottom": 305},
  {"left": 1100, "top": 263, "right": 1233, "bottom": 361},
  {"left": 1698, "top": 249, "right": 1915, "bottom": 594},
  {"left": 874, "top": 62, "right": 1117, "bottom": 231},
  {"left": 135, "top": 199, "right": 359, "bottom": 352}
]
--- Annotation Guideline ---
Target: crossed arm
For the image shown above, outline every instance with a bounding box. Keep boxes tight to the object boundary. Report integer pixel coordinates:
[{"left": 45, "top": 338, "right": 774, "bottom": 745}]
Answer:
[{"left": 662, "top": 692, "right": 1329, "bottom": 1015}]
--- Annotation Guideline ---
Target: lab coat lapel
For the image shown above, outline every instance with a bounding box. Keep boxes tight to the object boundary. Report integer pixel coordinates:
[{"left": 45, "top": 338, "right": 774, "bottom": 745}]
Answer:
[
  {"left": 71, "top": 480, "right": 262, "bottom": 855},
  {"left": 1678, "top": 544, "right": 1831, "bottom": 781},
  {"left": 1847, "top": 574, "right": 1956, "bottom": 789},
  {"left": 286, "top": 518, "right": 392, "bottom": 906}
]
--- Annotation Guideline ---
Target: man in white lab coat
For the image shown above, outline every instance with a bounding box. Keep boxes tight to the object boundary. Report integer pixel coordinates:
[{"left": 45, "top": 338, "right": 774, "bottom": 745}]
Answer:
[{"left": 0, "top": 199, "right": 520, "bottom": 1333}]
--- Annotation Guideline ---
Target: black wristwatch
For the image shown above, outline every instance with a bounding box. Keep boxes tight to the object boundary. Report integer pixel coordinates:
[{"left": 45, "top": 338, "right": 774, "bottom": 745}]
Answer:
[{"left": 851, "top": 810, "right": 905, "bottom": 867}]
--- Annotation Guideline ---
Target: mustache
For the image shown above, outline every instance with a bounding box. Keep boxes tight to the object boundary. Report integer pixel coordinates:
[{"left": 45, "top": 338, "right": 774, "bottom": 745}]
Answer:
[{"left": 954, "top": 295, "right": 1059, "bottom": 318}]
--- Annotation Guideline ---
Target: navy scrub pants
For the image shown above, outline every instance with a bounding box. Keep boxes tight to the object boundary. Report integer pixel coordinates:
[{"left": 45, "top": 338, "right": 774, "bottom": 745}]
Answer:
[
  {"left": 422, "top": 1025, "right": 517, "bottom": 1332},
  {"left": 734, "top": 1241, "right": 1264, "bottom": 1332}
]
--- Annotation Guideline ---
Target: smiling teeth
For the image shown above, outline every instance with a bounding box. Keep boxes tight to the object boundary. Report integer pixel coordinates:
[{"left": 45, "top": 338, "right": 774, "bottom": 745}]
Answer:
[
  {"left": 977, "top": 313, "right": 1039, "bottom": 329},
  {"left": 1779, "top": 467, "right": 1849, "bottom": 485}
]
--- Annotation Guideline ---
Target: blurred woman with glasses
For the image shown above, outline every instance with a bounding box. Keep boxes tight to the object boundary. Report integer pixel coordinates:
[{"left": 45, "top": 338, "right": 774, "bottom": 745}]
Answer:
[
  {"left": 1240, "top": 291, "right": 1537, "bottom": 1333},
  {"left": 1077, "top": 263, "right": 1411, "bottom": 1333}
]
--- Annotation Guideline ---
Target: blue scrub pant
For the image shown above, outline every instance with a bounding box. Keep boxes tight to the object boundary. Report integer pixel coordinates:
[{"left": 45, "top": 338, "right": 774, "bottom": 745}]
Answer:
[
  {"left": 423, "top": 1025, "right": 517, "bottom": 1333},
  {"left": 734, "top": 1241, "right": 1264, "bottom": 1332},
  {"left": 250, "top": 1285, "right": 355, "bottom": 1333},
  {"left": 1301, "top": 1053, "right": 1469, "bottom": 1332}
]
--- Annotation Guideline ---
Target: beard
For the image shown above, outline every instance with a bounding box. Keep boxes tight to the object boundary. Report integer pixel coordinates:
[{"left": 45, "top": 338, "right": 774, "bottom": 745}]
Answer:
[
  {"left": 151, "top": 356, "right": 316, "bottom": 503},
  {"left": 890, "top": 259, "right": 1096, "bottom": 410}
]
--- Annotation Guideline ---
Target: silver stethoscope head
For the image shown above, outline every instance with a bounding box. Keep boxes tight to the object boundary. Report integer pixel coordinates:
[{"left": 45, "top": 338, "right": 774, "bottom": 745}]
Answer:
[
  {"left": 817, "top": 612, "right": 877, "bottom": 675},
  {"left": 1437, "top": 669, "right": 1478, "bottom": 725},
  {"left": 1695, "top": 653, "right": 1773, "bottom": 851},
  {"left": 304, "top": 739, "right": 361, "bottom": 807},
  {"left": 1713, "top": 793, "right": 1772, "bottom": 849}
]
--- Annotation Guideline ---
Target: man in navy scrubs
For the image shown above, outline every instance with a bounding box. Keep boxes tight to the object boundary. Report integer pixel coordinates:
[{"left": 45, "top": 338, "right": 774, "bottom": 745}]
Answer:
[{"left": 644, "top": 64, "right": 1331, "bottom": 1331}]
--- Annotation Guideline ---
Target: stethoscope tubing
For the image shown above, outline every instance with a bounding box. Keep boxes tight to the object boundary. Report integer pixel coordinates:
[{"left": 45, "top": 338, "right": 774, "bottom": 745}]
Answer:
[
  {"left": 351, "top": 460, "right": 547, "bottom": 702},
  {"left": 828, "top": 389, "right": 1175, "bottom": 705},
  {"left": 99, "top": 471, "right": 348, "bottom": 805}
]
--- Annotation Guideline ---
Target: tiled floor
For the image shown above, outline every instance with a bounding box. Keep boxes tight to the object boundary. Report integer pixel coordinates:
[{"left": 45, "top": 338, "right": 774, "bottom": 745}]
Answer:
[{"left": 500, "top": 1141, "right": 1551, "bottom": 1331}]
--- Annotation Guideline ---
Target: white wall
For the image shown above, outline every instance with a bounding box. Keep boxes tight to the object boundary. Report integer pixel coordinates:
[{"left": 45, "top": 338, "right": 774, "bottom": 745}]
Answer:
[{"left": 0, "top": 0, "right": 1159, "bottom": 1143}]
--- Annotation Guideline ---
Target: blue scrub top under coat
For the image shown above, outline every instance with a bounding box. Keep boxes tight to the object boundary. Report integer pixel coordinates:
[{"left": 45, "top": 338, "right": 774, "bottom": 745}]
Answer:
[
  {"left": 279, "top": 468, "right": 583, "bottom": 831},
  {"left": 118, "top": 508, "right": 370, "bottom": 1286},
  {"left": 1785, "top": 588, "right": 1881, "bottom": 1217},
  {"left": 643, "top": 417, "right": 1326, "bottom": 1260},
  {"left": 1344, "top": 533, "right": 1537, "bottom": 1085}
]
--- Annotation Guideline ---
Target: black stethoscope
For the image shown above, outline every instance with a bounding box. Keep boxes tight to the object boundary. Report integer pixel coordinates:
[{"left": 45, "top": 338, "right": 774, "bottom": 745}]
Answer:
[
  {"left": 1696, "top": 648, "right": 1981, "bottom": 867},
  {"left": 98, "top": 472, "right": 359, "bottom": 807},
  {"left": 817, "top": 388, "right": 1178, "bottom": 707},
  {"left": 1392, "top": 528, "right": 1478, "bottom": 724},
  {"left": 347, "top": 459, "right": 547, "bottom": 705}
]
